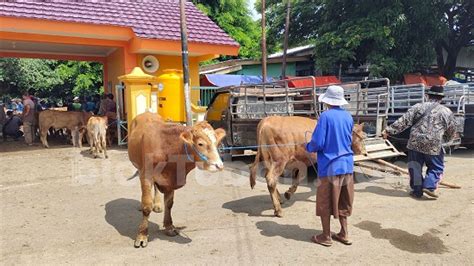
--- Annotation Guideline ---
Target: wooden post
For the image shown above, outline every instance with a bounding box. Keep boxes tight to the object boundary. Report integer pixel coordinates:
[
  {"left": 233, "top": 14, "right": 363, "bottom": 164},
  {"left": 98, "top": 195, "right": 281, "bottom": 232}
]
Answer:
[
  {"left": 261, "top": 0, "right": 267, "bottom": 82},
  {"left": 375, "top": 159, "right": 461, "bottom": 189},
  {"left": 180, "top": 0, "right": 192, "bottom": 126},
  {"left": 281, "top": 0, "right": 291, "bottom": 79}
]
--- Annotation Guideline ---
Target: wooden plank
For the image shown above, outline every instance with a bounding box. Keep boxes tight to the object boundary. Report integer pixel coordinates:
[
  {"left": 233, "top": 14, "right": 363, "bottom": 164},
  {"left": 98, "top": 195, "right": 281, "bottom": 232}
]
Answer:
[
  {"left": 365, "top": 143, "right": 395, "bottom": 152},
  {"left": 354, "top": 151, "right": 404, "bottom": 162}
]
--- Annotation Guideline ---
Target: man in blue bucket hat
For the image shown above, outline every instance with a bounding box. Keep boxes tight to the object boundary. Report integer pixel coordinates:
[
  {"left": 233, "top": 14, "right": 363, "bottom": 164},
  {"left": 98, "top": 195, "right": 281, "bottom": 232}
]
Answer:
[{"left": 306, "top": 85, "right": 355, "bottom": 247}]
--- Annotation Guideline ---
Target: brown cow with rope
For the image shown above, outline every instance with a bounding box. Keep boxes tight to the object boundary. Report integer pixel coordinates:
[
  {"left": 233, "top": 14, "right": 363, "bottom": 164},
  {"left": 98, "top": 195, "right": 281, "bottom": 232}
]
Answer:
[
  {"left": 249, "top": 115, "right": 366, "bottom": 218},
  {"left": 128, "top": 112, "right": 226, "bottom": 248}
]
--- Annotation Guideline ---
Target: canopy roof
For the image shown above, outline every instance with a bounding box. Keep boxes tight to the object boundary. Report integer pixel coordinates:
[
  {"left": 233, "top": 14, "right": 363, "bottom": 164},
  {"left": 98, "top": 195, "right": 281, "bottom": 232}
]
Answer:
[
  {"left": 0, "top": 1, "right": 239, "bottom": 47},
  {"left": 201, "top": 74, "right": 274, "bottom": 87}
]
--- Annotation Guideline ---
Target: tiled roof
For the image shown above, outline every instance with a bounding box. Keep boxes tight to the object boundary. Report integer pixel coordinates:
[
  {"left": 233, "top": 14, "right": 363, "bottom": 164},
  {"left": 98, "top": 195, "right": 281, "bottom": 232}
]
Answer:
[{"left": 0, "top": 1, "right": 239, "bottom": 47}]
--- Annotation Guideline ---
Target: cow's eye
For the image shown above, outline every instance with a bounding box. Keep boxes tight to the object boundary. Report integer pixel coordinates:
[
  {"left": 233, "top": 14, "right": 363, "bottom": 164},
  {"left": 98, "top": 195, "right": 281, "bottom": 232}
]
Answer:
[{"left": 198, "top": 143, "right": 204, "bottom": 147}]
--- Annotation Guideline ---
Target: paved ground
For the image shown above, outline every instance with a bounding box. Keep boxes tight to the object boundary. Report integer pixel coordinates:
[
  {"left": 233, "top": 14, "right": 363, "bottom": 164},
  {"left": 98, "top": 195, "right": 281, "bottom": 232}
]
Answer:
[{"left": 1, "top": 140, "right": 473, "bottom": 265}]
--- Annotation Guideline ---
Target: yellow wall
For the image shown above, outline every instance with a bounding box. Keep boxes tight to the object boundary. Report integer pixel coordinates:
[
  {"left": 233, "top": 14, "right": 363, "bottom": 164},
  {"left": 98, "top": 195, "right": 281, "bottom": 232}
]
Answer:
[
  {"left": 136, "top": 54, "right": 201, "bottom": 104},
  {"left": 106, "top": 48, "right": 125, "bottom": 94}
]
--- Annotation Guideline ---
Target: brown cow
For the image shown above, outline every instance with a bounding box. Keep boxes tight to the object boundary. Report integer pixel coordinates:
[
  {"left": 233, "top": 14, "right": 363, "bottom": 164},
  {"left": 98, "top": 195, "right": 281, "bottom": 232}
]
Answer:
[
  {"left": 249, "top": 116, "right": 366, "bottom": 217},
  {"left": 39, "top": 110, "right": 93, "bottom": 148},
  {"left": 86, "top": 116, "right": 108, "bottom": 159},
  {"left": 128, "top": 112, "right": 225, "bottom": 248}
]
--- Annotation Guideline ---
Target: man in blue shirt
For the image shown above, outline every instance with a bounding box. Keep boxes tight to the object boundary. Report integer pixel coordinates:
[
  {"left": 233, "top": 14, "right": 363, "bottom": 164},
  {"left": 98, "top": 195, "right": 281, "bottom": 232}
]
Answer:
[{"left": 306, "top": 85, "right": 355, "bottom": 247}]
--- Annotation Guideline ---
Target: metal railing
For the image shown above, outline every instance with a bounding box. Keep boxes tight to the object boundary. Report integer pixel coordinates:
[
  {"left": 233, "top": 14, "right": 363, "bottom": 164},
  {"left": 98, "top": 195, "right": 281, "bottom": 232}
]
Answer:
[
  {"left": 225, "top": 77, "right": 390, "bottom": 137},
  {"left": 389, "top": 82, "right": 474, "bottom": 115},
  {"left": 227, "top": 76, "right": 318, "bottom": 119},
  {"left": 314, "top": 78, "right": 391, "bottom": 137},
  {"left": 192, "top": 86, "right": 219, "bottom": 107}
]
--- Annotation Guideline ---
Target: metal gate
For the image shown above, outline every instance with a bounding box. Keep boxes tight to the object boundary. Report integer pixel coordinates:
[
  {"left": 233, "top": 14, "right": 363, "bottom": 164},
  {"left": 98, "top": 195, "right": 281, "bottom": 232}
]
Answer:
[{"left": 115, "top": 84, "right": 128, "bottom": 146}]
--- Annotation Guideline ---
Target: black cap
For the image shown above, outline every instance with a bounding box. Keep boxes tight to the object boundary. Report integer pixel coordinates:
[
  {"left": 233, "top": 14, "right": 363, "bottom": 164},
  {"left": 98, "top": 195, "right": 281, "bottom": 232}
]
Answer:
[{"left": 426, "top": 85, "right": 444, "bottom": 97}]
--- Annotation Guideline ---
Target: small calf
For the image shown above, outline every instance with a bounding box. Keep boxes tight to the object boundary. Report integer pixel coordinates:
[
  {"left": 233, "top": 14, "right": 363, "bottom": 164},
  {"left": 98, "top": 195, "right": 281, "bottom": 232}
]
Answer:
[{"left": 86, "top": 116, "right": 108, "bottom": 159}]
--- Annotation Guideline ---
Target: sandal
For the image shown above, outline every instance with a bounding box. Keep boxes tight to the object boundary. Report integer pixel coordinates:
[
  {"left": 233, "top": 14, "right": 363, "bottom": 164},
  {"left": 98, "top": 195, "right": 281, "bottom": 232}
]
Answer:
[
  {"left": 311, "top": 235, "right": 332, "bottom": 247},
  {"left": 331, "top": 233, "right": 352, "bottom": 245}
]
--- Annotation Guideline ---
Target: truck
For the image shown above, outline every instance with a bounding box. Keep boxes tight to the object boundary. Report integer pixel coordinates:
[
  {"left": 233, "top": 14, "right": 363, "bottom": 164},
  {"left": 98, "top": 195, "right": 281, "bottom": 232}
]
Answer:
[
  {"left": 205, "top": 77, "right": 403, "bottom": 161},
  {"left": 387, "top": 82, "right": 474, "bottom": 151}
]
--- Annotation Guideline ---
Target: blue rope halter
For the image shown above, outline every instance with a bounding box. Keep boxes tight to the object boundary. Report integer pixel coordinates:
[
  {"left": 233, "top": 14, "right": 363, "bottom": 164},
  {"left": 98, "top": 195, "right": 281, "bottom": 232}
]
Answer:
[{"left": 184, "top": 143, "right": 209, "bottom": 162}]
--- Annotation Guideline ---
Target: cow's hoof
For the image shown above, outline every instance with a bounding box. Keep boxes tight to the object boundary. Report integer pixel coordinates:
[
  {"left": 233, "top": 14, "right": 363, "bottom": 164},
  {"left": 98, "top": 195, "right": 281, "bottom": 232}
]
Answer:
[
  {"left": 284, "top": 191, "right": 292, "bottom": 200},
  {"left": 134, "top": 235, "right": 148, "bottom": 248},
  {"left": 153, "top": 205, "right": 163, "bottom": 213},
  {"left": 164, "top": 226, "right": 179, "bottom": 237},
  {"left": 274, "top": 210, "right": 283, "bottom": 218},
  {"left": 105, "top": 155, "right": 109, "bottom": 159},
  {"left": 94, "top": 155, "right": 98, "bottom": 159}
]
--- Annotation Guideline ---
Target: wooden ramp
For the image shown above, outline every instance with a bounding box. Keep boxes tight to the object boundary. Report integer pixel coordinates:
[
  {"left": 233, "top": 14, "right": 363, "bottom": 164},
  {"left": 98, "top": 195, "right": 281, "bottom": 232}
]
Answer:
[{"left": 354, "top": 138, "right": 404, "bottom": 162}]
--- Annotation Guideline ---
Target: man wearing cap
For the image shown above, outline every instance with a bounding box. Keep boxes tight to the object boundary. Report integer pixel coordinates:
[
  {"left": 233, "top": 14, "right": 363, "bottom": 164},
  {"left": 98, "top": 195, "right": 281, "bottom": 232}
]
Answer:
[
  {"left": 306, "top": 85, "right": 355, "bottom": 247},
  {"left": 383, "top": 85, "right": 457, "bottom": 199},
  {"left": 71, "top": 97, "right": 83, "bottom": 111}
]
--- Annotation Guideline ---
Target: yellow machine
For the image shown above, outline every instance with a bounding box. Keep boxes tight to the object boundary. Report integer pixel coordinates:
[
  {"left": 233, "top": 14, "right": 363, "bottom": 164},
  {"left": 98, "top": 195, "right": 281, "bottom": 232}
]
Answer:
[
  {"left": 156, "top": 69, "right": 186, "bottom": 122},
  {"left": 119, "top": 67, "right": 206, "bottom": 128}
]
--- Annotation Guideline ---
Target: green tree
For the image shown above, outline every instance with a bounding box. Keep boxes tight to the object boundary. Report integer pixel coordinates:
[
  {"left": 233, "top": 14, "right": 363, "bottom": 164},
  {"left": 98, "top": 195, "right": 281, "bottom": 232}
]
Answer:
[
  {"left": 193, "top": 0, "right": 261, "bottom": 59},
  {"left": 0, "top": 58, "right": 103, "bottom": 100},
  {"left": 264, "top": 0, "right": 473, "bottom": 81},
  {"left": 434, "top": 0, "right": 473, "bottom": 79}
]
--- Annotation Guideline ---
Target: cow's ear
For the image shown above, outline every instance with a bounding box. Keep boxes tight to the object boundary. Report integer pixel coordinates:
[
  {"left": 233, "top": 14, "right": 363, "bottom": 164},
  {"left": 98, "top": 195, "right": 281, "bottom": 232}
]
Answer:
[
  {"left": 214, "top": 128, "right": 226, "bottom": 143},
  {"left": 180, "top": 131, "right": 194, "bottom": 144}
]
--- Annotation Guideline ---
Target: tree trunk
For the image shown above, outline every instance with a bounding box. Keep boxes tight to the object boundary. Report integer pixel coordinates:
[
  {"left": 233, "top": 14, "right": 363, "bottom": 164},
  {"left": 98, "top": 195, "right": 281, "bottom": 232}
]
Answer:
[
  {"left": 281, "top": 0, "right": 291, "bottom": 79},
  {"left": 261, "top": 0, "right": 267, "bottom": 82},
  {"left": 434, "top": 41, "right": 445, "bottom": 76},
  {"left": 443, "top": 49, "right": 459, "bottom": 80}
]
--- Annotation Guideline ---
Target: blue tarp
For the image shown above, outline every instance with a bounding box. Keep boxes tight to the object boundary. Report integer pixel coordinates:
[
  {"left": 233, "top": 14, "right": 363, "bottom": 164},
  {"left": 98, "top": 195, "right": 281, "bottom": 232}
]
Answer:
[{"left": 201, "top": 74, "right": 274, "bottom": 87}]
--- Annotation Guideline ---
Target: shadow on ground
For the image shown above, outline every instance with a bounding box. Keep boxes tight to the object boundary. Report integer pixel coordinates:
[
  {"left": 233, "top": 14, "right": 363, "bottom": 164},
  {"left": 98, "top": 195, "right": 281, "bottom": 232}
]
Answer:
[
  {"left": 256, "top": 221, "right": 320, "bottom": 243},
  {"left": 354, "top": 221, "right": 448, "bottom": 254},
  {"left": 105, "top": 198, "right": 192, "bottom": 245},
  {"left": 355, "top": 186, "right": 409, "bottom": 198},
  {"left": 222, "top": 190, "right": 315, "bottom": 217}
]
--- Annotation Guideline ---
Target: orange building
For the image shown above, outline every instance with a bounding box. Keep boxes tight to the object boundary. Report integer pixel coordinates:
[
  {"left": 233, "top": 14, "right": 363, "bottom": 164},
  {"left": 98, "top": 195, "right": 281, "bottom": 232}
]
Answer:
[{"left": 0, "top": 1, "right": 239, "bottom": 105}]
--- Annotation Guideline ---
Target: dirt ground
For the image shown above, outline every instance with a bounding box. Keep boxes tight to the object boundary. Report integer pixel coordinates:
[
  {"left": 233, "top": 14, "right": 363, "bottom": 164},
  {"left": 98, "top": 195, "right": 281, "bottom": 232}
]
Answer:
[{"left": 1, "top": 139, "right": 473, "bottom": 265}]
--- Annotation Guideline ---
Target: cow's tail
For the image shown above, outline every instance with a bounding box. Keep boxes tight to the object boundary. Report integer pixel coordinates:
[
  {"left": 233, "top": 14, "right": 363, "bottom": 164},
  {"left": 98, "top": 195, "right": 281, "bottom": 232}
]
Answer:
[
  {"left": 249, "top": 120, "right": 265, "bottom": 189},
  {"left": 127, "top": 170, "right": 139, "bottom": 181},
  {"left": 249, "top": 148, "right": 260, "bottom": 189}
]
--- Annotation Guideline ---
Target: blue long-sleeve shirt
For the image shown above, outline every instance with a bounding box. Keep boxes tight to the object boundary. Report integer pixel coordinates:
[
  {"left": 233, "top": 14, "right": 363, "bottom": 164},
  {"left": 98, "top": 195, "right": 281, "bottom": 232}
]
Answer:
[{"left": 306, "top": 107, "right": 354, "bottom": 177}]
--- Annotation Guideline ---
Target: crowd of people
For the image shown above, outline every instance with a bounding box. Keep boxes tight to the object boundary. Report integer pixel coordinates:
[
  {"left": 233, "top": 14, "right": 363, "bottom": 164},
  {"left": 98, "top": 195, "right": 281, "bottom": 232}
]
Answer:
[{"left": 0, "top": 92, "right": 117, "bottom": 145}]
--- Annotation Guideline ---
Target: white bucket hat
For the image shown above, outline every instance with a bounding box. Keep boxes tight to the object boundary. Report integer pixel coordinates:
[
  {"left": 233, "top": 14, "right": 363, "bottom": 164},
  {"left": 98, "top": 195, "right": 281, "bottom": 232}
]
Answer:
[{"left": 318, "top": 85, "right": 348, "bottom": 106}]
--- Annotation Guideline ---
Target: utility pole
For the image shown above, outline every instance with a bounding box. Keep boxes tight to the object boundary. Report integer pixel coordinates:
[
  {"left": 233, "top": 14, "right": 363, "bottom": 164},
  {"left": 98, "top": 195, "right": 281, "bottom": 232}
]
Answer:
[
  {"left": 180, "top": 0, "right": 192, "bottom": 126},
  {"left": 261, "top": 0, "right": 267, "bottom": 83},
  {"left": 281, "top": 0, "right": 291, "bottom": 79}
]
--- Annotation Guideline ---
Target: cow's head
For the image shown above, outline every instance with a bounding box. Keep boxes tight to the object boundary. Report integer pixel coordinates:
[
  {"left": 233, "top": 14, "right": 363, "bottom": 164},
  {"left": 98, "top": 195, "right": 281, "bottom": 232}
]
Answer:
[
  {"left": 352, "top": 123, "right": 367, "bottom": 155},
  {"left": 180, "top": 121, "right": 226, "bottom": 172}
]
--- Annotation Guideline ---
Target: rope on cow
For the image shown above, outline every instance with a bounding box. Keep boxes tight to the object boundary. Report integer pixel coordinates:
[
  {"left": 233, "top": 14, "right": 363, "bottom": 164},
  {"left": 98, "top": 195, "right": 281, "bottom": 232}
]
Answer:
[
  {"left": 184, "top": 143, "right": 209, "bottom": 162},
  {"left": 218, "top": 142, "right": 307, "bottom": 152}
]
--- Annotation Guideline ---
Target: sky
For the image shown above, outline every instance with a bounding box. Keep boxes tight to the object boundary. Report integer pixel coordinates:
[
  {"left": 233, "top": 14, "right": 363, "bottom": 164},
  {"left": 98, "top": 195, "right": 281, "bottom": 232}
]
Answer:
[{"left": 247, "top": 0, "right": 259, "bottom": 20}]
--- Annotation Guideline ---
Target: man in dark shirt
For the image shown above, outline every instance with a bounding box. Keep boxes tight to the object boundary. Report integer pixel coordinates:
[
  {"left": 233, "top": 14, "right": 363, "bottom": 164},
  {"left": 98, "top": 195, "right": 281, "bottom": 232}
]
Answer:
[
  {"left": 3, "top": 110, "right": 23, "bottom": 141},
  {"left": 383, "top": 85, "right": 456, "bottom": 199}
]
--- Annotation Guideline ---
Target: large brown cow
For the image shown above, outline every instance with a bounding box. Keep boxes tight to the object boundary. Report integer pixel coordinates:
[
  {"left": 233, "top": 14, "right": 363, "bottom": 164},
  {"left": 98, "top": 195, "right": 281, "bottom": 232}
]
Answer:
[
  {"left": 128, "top": 112, "right": 225, "bottom": 248},
  {"left": 249, "top": 116, "right": 366, "bottom": 217},
  {"left": 39, "top": 110, "right": 93, "bottom": 148},
  {"left": 86, "top": 116, "right": 108, "bottom": 159}
]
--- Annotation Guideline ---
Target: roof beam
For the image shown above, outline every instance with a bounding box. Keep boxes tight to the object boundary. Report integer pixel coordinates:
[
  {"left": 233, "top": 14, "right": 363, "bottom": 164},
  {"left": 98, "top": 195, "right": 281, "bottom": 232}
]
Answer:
[
  {"left": 0, "top": 16, "right": 134, "bottom": 41},
  {"left": 0, "top": 51, "right": 106, "bottom": 63}
]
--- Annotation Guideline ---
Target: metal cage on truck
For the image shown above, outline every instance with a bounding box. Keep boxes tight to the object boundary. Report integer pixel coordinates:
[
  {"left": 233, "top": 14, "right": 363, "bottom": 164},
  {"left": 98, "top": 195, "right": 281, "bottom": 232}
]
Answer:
[
  {"left": 206, "top": 77, "right": 403, "bottom": 161},
  {"left": 388, "top": 82, "right": 474, "bottom": 149}
]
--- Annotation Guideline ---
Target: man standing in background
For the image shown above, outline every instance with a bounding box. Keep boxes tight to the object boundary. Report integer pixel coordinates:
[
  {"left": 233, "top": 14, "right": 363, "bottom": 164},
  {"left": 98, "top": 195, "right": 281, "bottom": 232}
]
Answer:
[{"left": 22, "top": 92, "right": 36, "bottom": 146}]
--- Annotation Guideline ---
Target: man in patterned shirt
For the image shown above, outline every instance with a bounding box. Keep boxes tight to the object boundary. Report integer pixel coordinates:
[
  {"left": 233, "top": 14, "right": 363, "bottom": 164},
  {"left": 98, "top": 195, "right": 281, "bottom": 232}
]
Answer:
[{"left": 383, "top": 85, "right": 456, "bottom": 199}]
